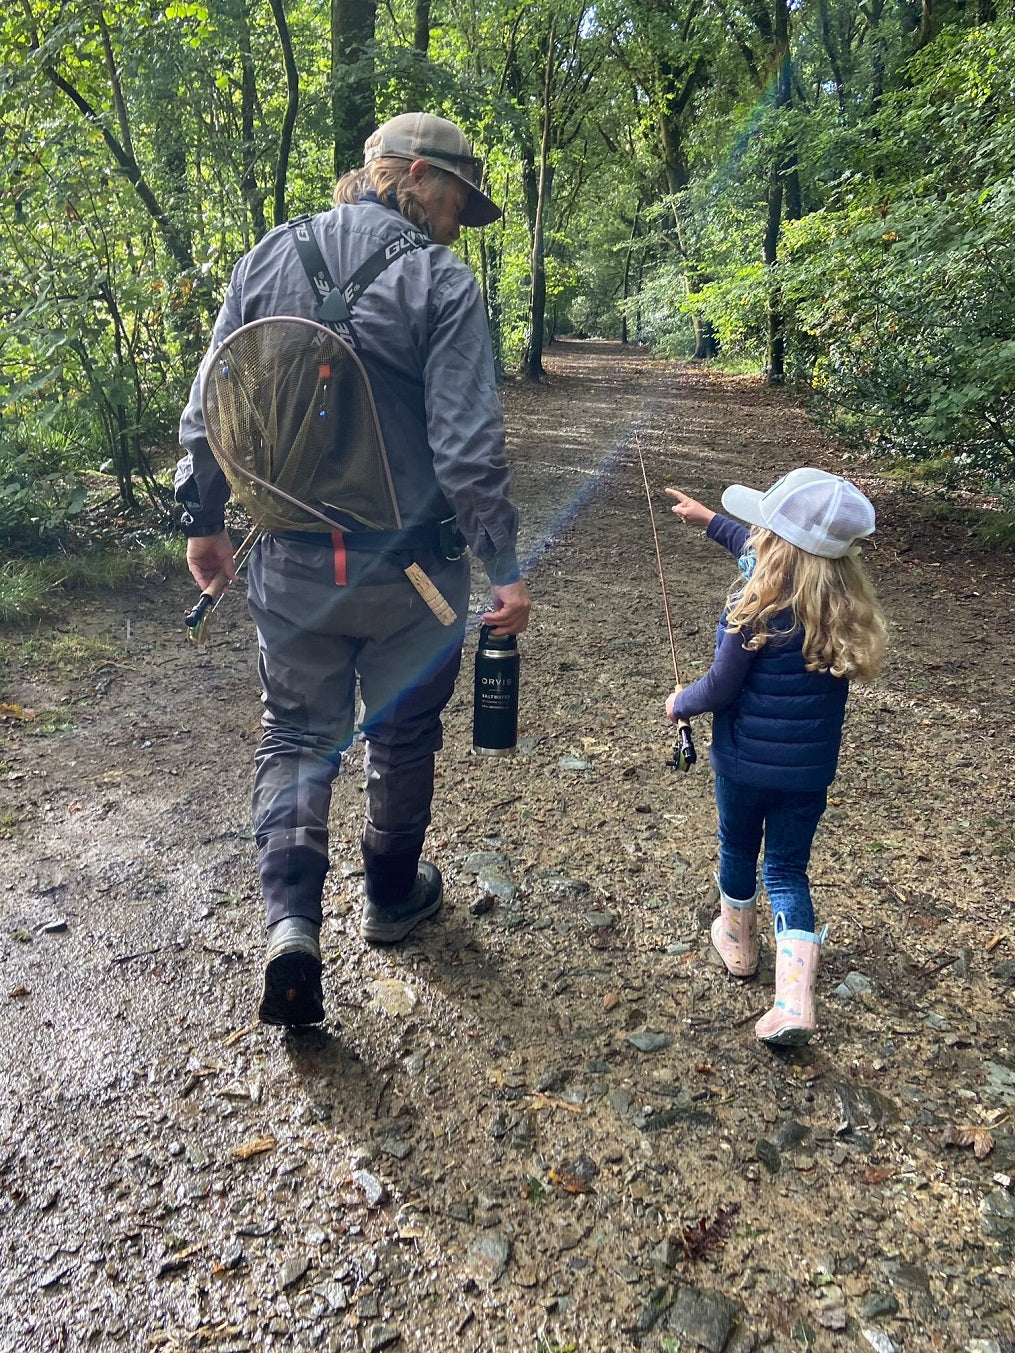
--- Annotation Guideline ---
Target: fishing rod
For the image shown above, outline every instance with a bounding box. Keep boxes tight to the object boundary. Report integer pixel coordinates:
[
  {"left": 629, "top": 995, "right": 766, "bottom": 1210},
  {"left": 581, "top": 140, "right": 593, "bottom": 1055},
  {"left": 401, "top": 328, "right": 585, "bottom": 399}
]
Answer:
[{"left": 634, "top": 435, "right": 697, "bottom": 773}]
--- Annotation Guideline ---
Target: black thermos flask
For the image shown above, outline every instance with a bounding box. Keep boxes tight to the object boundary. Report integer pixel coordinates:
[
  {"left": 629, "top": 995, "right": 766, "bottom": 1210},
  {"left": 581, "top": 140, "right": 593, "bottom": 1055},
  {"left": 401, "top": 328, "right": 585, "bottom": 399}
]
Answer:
[{"left": 472, "top": 625, "right": 520, "bottom": 755}]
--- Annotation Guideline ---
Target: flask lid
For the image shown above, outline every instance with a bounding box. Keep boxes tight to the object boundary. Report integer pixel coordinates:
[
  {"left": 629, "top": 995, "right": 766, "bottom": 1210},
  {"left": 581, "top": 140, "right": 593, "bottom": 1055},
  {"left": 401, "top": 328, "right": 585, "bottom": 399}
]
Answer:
[{"left": 479, "top": 625, "right": 517, "bottom": 651}]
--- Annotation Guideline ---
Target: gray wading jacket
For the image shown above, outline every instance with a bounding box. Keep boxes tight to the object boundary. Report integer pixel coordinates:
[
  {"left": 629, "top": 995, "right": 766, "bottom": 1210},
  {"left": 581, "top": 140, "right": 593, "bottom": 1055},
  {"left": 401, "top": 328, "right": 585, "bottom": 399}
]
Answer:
[{"left": 176, "top": 199, "right": 521, "bottom": 584}]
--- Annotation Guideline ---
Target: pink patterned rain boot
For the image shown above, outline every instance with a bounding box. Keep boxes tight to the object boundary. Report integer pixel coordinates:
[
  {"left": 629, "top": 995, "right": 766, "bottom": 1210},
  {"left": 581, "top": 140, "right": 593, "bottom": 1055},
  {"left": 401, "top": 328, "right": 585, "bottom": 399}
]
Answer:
[
  {"left": 755, "top": 924, "right": 828, "bottom": 1045},
  {"left": 710, "top": 879, "right": 759, "bottom": 978}
]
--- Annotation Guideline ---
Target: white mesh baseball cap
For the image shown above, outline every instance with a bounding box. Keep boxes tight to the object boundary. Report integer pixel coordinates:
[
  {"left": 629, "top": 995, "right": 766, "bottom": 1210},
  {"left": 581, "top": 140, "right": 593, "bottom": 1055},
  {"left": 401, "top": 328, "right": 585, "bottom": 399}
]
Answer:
[
  {"left": 721, "top": 467, "right": 876, "bottom": 559},
  {"left": 364, "top": 112, "right": 501, "bottom": 227}
]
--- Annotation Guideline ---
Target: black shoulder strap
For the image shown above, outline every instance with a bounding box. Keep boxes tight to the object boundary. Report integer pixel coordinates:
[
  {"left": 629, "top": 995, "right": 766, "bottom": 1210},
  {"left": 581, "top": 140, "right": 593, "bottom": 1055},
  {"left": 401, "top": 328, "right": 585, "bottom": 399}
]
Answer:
[{"left": 288, "top": 215, "right": 427, "bottom": 346}]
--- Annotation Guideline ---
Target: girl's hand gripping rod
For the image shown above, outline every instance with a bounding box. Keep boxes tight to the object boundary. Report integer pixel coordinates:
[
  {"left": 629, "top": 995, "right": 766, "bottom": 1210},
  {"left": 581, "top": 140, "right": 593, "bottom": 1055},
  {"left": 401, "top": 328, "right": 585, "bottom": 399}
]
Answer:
[
  {"left": 635, "top": 437, "right": 697, "bottom": 773},
  {"left": 185, "top": 526, "right": 260, "bottom": 645}
]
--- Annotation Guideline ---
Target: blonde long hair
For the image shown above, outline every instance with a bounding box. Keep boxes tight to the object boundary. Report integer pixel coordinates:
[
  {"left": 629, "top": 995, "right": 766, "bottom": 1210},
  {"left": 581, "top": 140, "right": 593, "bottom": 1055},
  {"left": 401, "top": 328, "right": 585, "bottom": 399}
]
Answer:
[
  {"left": 724, "top": 528, "right": 887, "bottom": 681},
  {"left": 333, "top": 157, "right": 455, "bottom": 234}
]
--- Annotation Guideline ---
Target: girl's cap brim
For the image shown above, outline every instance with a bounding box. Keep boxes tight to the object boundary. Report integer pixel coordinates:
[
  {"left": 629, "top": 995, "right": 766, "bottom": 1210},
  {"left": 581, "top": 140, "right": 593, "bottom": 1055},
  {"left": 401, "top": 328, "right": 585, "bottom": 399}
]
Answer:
[{"left": 720, "top": 483, "right": 766, "bottom": 527}]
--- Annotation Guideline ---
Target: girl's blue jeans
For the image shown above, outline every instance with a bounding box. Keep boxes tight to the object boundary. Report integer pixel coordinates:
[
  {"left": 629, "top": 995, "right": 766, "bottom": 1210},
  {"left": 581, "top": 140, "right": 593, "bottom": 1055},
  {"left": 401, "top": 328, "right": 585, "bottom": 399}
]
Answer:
[{"left": 714, "top": 776, "right": 828, "bottom": 934}]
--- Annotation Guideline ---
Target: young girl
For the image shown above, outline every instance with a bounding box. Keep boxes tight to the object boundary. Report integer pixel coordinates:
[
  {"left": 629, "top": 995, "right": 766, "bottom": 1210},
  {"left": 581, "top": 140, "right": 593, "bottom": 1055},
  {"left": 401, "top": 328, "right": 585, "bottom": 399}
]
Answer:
[{"left": 665, "top": 468, "right": 887, "bottom": 1045}]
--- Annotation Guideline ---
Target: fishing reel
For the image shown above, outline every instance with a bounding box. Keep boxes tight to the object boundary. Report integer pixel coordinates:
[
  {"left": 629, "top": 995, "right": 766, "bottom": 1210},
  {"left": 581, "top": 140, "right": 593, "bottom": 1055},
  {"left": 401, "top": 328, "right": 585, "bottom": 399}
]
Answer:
[{"left": 669, "top": 723, "right": 697, "bottom": 773}]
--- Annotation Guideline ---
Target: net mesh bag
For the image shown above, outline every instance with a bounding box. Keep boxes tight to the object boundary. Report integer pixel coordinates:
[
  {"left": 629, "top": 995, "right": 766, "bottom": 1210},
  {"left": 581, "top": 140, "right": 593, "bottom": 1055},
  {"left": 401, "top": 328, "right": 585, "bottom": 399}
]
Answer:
[{"left": 202, "top": 317, "right": 402, "bottom": 534}]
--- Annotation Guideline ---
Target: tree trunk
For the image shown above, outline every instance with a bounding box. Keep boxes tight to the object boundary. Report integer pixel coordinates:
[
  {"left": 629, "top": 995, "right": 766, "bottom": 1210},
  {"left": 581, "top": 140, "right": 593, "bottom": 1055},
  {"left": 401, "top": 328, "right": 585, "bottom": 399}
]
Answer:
[
  {"left": 266, "top": 0, "right": 299, "bottom": 225},
  {"left": 525, "top": 23, "right": 555, "bottom": 382},
  {"left": 331, "top": 0, "right": 377, "bottom": 177}
]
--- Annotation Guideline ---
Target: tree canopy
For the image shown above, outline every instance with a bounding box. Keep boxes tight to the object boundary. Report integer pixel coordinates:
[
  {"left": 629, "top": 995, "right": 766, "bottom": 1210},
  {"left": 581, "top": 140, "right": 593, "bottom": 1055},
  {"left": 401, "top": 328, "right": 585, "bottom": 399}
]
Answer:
[{"left": 2, "top": 0, "right": 1013, "bottom": 546}]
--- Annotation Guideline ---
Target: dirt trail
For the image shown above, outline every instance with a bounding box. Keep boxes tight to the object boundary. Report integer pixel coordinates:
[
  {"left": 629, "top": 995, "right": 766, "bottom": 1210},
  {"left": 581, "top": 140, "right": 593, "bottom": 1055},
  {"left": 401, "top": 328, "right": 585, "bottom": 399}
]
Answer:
[{"left": 1, "top": 342, "right": 1013, "bottom": 1353}]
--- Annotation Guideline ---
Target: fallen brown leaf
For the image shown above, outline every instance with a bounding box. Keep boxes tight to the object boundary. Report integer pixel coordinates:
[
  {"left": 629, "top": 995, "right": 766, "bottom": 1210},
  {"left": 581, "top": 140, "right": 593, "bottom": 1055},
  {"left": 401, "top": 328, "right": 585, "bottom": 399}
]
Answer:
[
  {"left": 941, "top": 1123, "right": 994, "bottom": 1159},
  {"left": 861, "top": 1164, "right": 896, "bottom": 1185},
  {"left": 231, "top": 1133, "right": 277, "bottom": 1159}
]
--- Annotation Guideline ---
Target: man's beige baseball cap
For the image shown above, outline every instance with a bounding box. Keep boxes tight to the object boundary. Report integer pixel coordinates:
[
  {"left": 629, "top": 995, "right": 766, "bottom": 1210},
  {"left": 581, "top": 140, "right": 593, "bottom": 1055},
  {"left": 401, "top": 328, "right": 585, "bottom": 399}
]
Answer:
[{"left": 364, "top": 112, "right": 502, "bottom": 227}]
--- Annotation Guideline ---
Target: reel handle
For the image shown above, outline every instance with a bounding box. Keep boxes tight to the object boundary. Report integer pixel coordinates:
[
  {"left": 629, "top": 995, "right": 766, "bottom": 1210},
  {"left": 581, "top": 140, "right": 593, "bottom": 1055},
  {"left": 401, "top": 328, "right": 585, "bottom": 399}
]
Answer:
[
  {"left": 670, "top": 720, "right": 697, "bottom": 773},
  {"left": 184, "top": 570, "right": 232, "bottom": 645}
]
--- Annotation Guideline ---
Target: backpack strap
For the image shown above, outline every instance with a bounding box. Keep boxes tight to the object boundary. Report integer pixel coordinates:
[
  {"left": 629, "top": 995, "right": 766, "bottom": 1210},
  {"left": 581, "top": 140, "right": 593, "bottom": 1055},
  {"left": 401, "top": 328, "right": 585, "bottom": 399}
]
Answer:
[{"left": 288, "top": 215, "right": 428, "bottom": 347}]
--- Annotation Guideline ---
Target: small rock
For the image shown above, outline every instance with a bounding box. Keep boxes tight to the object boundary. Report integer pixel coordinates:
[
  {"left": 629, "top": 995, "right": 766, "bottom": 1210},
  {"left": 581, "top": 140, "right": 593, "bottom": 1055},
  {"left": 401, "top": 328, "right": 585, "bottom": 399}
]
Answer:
[
  {"left": 861, "top": 1329, "right": 896, "bottom": 1353},
  {"left": 834, "top": 971, "right": 872, "bottom": 1001},
  {"left": 859, "top": 1293, "right": 899, "bottom": 1320},
  {"left": 627, "top": 1031, "right": 673, "bottom": 1053},
  {"left": 667, "top": 1285, "right": 740, "bottom": 1353},
  {"left": 376, "top": 1137, "right": 412, "bottom": 1161},
  {"left": 755, "top": 1140, "right": 781, "bottom": 1174},
  {"left": 365, "top": 1324, "right": 401, "bottom": 1352},
  {"left": 984, "top": 1061, "right": 1015, "bottom": 1106},
  {"left": 833, "top": 1082, "right": 897, "bottom": 1134},
  {"left": 980, "top": 1188, "right": 1015, "bottom": 1238},
  {"left": 774, "top": 1119, "right": 810, "bottom": 1151},
  {"left": 652, "top": 1237, "right": 680, "bottom": 1269},
  {"left": 316, "top": 1280, "right": 348, "bottom": 1312},
  {"left": 817, "top": 1306, "right": 847, "bottom": 1330},
  {"left": 369, "top": 979, "right": 418, "bottom": 1017},
  {"left": 461, "top": 852, "right": 516, "bottom": 902},
  {"left": 558, "top": 756, "right": 590, "bottom": 771},
  {"left": 353, "top": 1171, "right": 389, "bottom": 1208},
  {"left": 279, "top": 1255, "right": 310, "bottom": 1290},
  {"left": 465, "top": 1231, "right": 510, "bottom": 1284},
  {"left": 583, "top": 911, "right": 615, "bottom": 930},
  {"left": 636, "top": 1285, "right": 674, "bottom": 1333},
  {"left": 38, "top": 917, "right": 69, "bottom": 934},
  {"left": 469, "top": 892, "right": 496, "bottom": 916}
]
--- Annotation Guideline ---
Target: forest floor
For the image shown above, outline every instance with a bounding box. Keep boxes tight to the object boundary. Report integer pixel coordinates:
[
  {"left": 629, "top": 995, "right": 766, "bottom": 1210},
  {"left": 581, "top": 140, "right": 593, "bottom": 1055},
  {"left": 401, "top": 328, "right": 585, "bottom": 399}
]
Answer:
[{"left": 1, "top": 341, "right": 1014, "bottom": 1353}]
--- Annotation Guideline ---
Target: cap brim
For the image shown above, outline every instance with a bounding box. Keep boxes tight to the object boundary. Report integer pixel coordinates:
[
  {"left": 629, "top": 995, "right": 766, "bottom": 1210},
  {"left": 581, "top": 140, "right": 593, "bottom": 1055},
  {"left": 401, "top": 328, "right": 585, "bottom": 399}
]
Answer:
[
  {"left": 721, "top": 484, "right": 766, "bottom": 528},
  {"left": 459, "top": 183, "right": 502, "bottom": 227}
]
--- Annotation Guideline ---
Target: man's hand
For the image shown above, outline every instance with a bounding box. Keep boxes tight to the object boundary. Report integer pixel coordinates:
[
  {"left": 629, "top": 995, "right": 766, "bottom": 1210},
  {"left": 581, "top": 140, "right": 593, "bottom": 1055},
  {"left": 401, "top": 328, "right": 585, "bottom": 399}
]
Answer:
[
  {"left": 665, "top": 488, "right": 715, "bottom": 530},
  {"left": 186, "top": 530, "right": 236, "bottom": 592},
  {"left": 481, "top": 579, "right": 532, "bottom": 636}
]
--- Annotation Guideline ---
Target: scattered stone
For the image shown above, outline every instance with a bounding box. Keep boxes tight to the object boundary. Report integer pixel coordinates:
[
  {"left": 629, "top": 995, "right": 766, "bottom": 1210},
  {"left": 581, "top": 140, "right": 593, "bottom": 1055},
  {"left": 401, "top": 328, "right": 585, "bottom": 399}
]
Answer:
[
  {"left": 834, "top": 971, "right": 872, "bottom": 1001},
  {"left": 465, "top": 1231, "right": 510, "bottom": 1284},
  {"left": 859, "top": 1293, "right": 899, "bottom": 1321},
  {"left": 774, "top": 1119, "right": 810, "bottom": 1151},
  {"left": 980, "top": 1188, "right": 1015, "bottom": 1238},
  {"left": 984, "top": 1061, "right": 1015, "bottom": 1106},
  {"left": 861, "top": 1329, "right": 896, "bottom": 1353},
  {"left": 817, "top": 1306, "right": 847, "bottom": 1330},
  {"left": 666, "top": 941, "right": 694, "bottom": 956},
  {"left": 833, "top": 1082, "right": 897, "bottom": 1134},
  {"left": 538, "top": 872, "right": 590, "bottom": 898},
  {"left": 887, "top": 1262, "right": 930, "bottom": 1292},
  {"left": 469, "top": 892, "right": 496, "bottom": 916},
  {"left": 461, "top": 852, "right": 516, "bottom": 902},
  {"left": 316, "top": 1280, "right": 348, "bottom": 1312},
  {"left": 583, "top": 910, "right": 615, "bottom": 930},
  {"left": 353, "top": 1171, "right": 389, "bottom": 1208},
  {"left": 279, "top": 1255, "right": 309, "bottom": 1290},
  {"left": 635, "top": 1285, "right": 674, "bottom": 1333},
  {"left": 38, "top": 917, "right": 69, "bottom": 934},
  {"left": 365, "top": 1323, "right": 401, "bottom": 1352},
  {"left": 924, "top": 1013, "right": 952, "bottom": 1032},
  {"left": 755, "top": 1140, "right": 781, "bottom": 1174},
  {"left": 992, "top": 960, "right": 1015, "bottom": 987},
  {"left": 369, "top": 979, "right": 418, "bottom": 1017},
  {"left": 219, "top": 1241, "right": 245, "bottom": 1271},
  {"left": 667, "top": 1285, "right": 740, "bottom": 1353},
  {"left": 558, "top": 756, "right": 590, "bottom": 771},
  {"left": 609, "top": 1089, "right": 632, "bottom": 1113},
  {"left": 627, "top": 1031, "right": 673, "bottom": 1053},
  {"left": 652, "top": 1237, "right": 680, "bottom": 1269},
  {"left": 376, "top": 1137, "right": 412, "bottom": 1161}
]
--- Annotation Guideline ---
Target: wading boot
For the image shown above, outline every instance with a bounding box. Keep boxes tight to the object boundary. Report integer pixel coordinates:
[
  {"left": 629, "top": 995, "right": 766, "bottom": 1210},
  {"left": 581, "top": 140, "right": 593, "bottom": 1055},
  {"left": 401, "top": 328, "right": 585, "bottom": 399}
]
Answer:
[
  {"left": 258, "top": 917, "right": 324, "bottom": 1027},
  {"left": 360, "top": 861, "right": 443, "bottom": 944}
]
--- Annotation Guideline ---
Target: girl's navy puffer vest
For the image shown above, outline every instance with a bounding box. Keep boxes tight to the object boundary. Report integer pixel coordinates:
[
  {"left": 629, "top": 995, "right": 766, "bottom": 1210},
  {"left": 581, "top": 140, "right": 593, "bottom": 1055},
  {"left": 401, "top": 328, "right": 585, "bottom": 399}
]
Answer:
[{"left": 709, "top": 615, "right": 849, "bottom": 791}]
